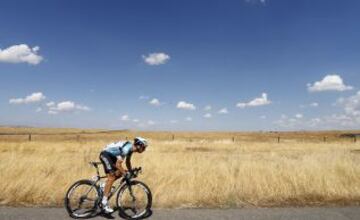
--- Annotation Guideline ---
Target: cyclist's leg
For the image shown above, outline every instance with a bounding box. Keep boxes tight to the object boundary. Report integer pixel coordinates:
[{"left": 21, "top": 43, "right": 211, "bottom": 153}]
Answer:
[
  {"left": 99, "top": 152, "right": 118, "bottom": 212},
  {"left": 99, "top": 152, "right": 118, "bottom": 197}
]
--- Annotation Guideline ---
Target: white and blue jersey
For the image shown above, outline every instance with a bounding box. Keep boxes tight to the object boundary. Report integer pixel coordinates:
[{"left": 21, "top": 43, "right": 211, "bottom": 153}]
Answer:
[
  {"left": 103, "top": 141, "right": 133, "bottom": 159},
  {"left": 99, "top": 140, "right": 133, "bottom": 174}
]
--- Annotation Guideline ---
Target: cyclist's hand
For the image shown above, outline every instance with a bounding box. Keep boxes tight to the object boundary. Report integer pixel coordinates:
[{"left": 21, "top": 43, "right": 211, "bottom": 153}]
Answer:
[
  {"left": 114, "top": 170, "right": 122, "bottom": 178},
  {"left": 124, "top": 171, "right": 132, "bottom": 179}
]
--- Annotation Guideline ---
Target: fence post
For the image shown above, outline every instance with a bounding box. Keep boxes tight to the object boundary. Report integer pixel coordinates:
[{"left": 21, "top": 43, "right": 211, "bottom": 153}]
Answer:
[
  {"left": 277, "top": 136, "right": 280, "bottom": 143},
  {"left": 77, "top": 135, "right": 80, "bottom": 142},
  {"left": 354, "top": 136, "right": 357, "bottom": 143},
  {"left": 172, "top": 134, "right": 175, "bottom": 141},
  {"left": 126, "top": 136, "right": 128, "bottom": 141},
  {"left": 323, "top": 136, "right": 327, "bottom": 142},
  {"left": 232, "top": 136, "right": 235, "bottom": 142},
  {"left": 28, "top": 134, "right": 32, "bottom": 142}
]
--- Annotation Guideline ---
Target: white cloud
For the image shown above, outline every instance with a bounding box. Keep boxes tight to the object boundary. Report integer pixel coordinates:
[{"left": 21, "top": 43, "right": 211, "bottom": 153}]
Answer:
[
  {"left": 0, "top": 44, "right": 43, "bottom": 65},
  {"left": 274, "top": 115, "right": 304, "bottom": 128},
  {"left": 56, "top": 102, "right": 74, "bottom": 111},
  {"left": 48, "top": 110, "right": 58, "bottom": 115},
  {"left": 142, "top": 52, "right": 170, "bottom": 65},
  {"left": 308, "top": 118, "right": 322, "bottom": 127},
  {"left": 9, "top": 98, "right": 23, "bottom": 104},
  {"left": 245, "top": 0, "right": 267, "bottom": 5},
  {"left": 185, "top": 117, "right": 192, "bottom": 121},
  {"left": 274, "top": 113, "right": 358, "bottom": 129},
  {"left": 75, "top": 105, "right": 91, "bottom": 111},
  {"left": 260, "top": 115, "right": 266, "bottom": 119},
  {"left": 46, "top": 101, "right": 55, "bottom": 107},
  {"left": 139, "top": 95, "right": 149, "bottom": 100},
  {"left": 307, "top": 74, "right": 353, "bottom": 92},
  {"left": 121, "top": 115, "right": 130, "bottom": 121},
  {"left": 337, "top": 91, "right": 360, "bottom": 117},
  {"left": 133, "top": 119, "right": 139, "bottom": 123},
  {"left": 48, "top": 101, "right": 90, "bottom": 114},
  {"left": 147, "top": 120, "right": 155, "bottom": 125},
  {"left": 9, "top": 92, "right": 46, "bottom": 104},
  {"left": 170, "top": 120, "right": 178, "bottom": 124},
  {"left": 35, "top": 107, "right": 42, "bottom": 113},
  {"left": 218, "top": 108, "right": 229, "bottom": 114},
  {"left": 274, "top": 100, "right": 360, "bottom": 129},
  {"left": 203, "top": 113, "right": 212, "bottom": 118},
  {"left": 301, "top": 102, "right": 319, "bottom": 108},
  {"left": 177, "top": 101, "right": 196, "bottom": 110},
  {"left": 25, "top": 93, "right": 45, "bottom": 103},
  {"left": 204, "top": 105, "right": 212, "bottom": 111},
  {"left": 295, "top": 113, "right": 303, "bottom": 119},
  {"left": 236, "top": 93, "right": 271, "bottom": 108},
  {"left": 310, "top": 102, "right": 319, "bottom": 107},
  {"left": 149, "top": 98, "right": 161, "bottom": 106},
  {"left": 323, "top": 114, "right": 355, "bottom": 127}
]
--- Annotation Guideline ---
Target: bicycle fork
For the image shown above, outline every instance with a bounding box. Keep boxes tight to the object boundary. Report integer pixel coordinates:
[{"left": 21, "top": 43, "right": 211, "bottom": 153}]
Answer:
[{"left": 125, "top": 180, "right": 137, "bottom": 213}]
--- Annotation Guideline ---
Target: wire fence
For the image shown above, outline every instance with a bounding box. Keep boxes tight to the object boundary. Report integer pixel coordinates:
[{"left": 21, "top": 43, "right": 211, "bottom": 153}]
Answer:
[{"left": 0, "top": 132, "right": 358, "bottom": 143}]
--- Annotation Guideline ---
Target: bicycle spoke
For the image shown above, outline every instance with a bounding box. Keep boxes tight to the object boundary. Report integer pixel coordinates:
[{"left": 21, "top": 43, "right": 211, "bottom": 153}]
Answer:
[
  {"left": 117, "top": 182, "right": 151, "bottom": 218},
  {"left": 83, "top": 197, "right": 97, "bottom": 202},
  {"left": 65, "top": 180, "right": 100, "bottom": 218},
  {"left": 130, "top": 207, "right": 137, "bottom": 214}
]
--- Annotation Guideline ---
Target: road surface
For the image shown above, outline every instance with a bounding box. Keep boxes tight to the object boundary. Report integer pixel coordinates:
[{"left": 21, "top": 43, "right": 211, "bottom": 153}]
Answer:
[{"left": 0, "top": 206, "right": 359, "bottom": 220}]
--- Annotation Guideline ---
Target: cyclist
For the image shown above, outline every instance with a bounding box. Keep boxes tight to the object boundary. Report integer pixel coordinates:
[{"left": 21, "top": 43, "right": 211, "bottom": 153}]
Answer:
[{"left": 99, "top": 137, "right": 148, "bottom": 213}]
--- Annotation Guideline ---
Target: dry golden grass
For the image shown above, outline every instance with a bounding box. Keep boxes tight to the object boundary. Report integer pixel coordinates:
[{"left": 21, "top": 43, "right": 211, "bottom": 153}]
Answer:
[{"left": 1, "top": 129, "right": 360, "bottom": 208}]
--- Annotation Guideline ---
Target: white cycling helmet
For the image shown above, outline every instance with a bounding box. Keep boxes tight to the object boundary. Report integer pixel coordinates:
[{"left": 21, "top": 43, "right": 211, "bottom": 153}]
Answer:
[{"left": 134, "top": 137, "right": 148, "bottom": 148}]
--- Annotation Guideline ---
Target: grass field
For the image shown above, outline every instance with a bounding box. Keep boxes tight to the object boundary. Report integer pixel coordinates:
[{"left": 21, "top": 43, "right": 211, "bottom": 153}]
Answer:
[{"left": 1, "top": 127, "right": 360, "bottom": 208}]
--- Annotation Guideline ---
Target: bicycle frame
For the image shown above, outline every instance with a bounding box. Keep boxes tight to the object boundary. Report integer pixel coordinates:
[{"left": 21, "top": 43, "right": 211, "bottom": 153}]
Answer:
[{"left": 88, "top": 162, "right": 134, "bottom": 203}]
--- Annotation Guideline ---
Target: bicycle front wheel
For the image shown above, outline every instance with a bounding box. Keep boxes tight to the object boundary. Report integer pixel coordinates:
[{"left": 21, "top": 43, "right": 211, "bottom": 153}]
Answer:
[
  {"left": 116, "top": 180, "right": 152, "bottom": 219},
  {"left": 64, "top": 179, "right": 101, "bottom": 218}
]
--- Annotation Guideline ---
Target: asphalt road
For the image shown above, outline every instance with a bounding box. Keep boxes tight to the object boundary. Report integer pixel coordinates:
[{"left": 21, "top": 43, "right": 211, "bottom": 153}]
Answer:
[{"left": 0, "top": 206, "right": 359, "bottom": 220}]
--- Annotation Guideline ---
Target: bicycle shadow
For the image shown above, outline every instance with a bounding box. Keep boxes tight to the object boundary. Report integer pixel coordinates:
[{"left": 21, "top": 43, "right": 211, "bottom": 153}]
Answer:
[
  {"left": 117, "top": 207, "right": 153, "bottom": 220},
  {"left": 81, "top": 207, "right": 153, "bottom": 219}
]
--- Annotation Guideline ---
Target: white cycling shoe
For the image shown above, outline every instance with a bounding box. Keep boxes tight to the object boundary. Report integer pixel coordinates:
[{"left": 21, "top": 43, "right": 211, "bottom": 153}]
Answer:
[
  {"left": 103, "top": 204, "right": 114, "bottom": 213},
  {"left": 102, "top": 200, "right": 114, "bottom": 213}
]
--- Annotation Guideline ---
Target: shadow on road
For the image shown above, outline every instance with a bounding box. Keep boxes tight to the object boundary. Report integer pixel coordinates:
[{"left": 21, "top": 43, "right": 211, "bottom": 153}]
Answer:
[
  {"left": 74, "top": 207, "right": 153, "bottom": 220},
  {"left": 118, "top": 208, "right": 153, "bottom": 220}
]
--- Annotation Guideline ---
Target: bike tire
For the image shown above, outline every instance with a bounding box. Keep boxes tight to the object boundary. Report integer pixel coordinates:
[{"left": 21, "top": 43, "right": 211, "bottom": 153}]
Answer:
[
  {"left": 116, "top": 180, "right": 152, "bottom": 220},
  {"left": 64, "top": 179, "right": 101, "bottom": 219}
]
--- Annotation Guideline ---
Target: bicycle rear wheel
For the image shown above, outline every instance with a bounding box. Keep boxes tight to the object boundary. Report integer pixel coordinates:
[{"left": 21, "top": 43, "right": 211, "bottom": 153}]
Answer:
[
  {"left": 116, "top": 180, "right": 152, "bottom": 219},
  {"left": 64, "top": 179, "right": 101, "bottom": 218}
]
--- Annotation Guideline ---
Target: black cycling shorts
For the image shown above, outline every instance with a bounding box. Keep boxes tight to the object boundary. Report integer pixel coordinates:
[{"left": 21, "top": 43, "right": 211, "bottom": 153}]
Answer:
[{"left": 99, "top": 151, "right": 117, "bottom": 174}]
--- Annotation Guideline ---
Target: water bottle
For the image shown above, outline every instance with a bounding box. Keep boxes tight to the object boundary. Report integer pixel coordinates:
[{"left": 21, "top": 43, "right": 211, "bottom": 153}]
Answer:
[
  {"left": 100, "top": 182, "right": 115, "bottom": 195},
  {"left": 99, "top": 182, "right": 106, "bottom": 193}
]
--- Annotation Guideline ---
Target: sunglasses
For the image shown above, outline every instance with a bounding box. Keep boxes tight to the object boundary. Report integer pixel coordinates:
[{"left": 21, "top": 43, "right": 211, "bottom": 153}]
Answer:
[{"left": 136, "top": 144, "right": 145, "bottom": 150}]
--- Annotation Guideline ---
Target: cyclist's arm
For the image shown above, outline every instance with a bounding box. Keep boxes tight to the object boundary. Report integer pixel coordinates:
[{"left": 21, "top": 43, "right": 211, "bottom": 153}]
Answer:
[
  {"left": 115, "top": 158, "right": 127, "bottom": 176},
  {"left": 125, "top": 153, "right": 132, "bottom": 171}
]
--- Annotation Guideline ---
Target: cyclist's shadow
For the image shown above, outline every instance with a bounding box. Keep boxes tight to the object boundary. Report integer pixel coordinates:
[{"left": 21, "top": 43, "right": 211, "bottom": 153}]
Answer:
[{"left": 86, "top": 207, "right": 153, "bottom": 219}]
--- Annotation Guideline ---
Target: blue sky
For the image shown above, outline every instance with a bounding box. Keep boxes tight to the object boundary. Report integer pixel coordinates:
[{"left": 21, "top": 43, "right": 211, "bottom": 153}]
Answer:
[{"left": 1, "top": 0, "right": 360, "bottom": 131}]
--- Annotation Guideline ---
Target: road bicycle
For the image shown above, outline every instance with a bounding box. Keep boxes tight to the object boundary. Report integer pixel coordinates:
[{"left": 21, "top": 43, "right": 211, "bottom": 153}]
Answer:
[{"left": 64, "top": 162, "right": 152, "bottom": 219}]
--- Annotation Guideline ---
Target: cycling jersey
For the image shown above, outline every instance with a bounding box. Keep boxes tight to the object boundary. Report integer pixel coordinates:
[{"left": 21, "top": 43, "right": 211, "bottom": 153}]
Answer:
[
  {"left": 100, "top": 141, "right": 133, "bottom": 174},
  {"left": 103, "top": 141, "right": 133, "bottom": 159}
]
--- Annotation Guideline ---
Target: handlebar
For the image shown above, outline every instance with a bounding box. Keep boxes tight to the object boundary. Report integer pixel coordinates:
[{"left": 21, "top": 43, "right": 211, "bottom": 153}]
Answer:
[{"left": 128, "top": 167, "right": 142, "bottom": 179}]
